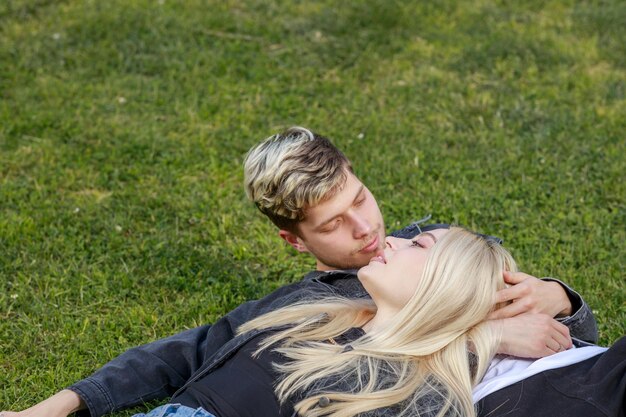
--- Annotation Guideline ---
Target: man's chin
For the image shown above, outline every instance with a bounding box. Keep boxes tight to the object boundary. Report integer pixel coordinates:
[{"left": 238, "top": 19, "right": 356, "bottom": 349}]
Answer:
[
  {"left": 317, "top": 256, "right": 371, "bottom": 271},
  {"left": 346, "top": 253, "right": 381, "bottom": 270}
]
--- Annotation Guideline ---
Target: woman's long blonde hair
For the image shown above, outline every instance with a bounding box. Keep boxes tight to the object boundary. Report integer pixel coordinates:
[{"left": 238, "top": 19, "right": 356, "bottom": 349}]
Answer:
[{"left": 239, "top": 227, "right": 516, "bottom": 417}]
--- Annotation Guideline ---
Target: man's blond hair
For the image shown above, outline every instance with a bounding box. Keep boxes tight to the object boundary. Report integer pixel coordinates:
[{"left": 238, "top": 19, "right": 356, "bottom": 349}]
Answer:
[{"left": 243, "top": 127, "right": 352, "bottom": 234}]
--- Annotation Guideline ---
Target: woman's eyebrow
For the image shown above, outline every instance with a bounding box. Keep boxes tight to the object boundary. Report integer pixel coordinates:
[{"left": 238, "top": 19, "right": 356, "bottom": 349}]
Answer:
[{"left": 411, "top": 232, "right": 437, "bottom": 242}]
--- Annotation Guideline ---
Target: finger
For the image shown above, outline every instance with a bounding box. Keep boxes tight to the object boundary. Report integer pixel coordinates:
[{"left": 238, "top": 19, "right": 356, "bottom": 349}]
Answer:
[
  {"left": 503, "top": 270, "right": 529, "bottom": 285},
  {"left": 549, "top": 341, "right": 569, "bottom": 354},
  {"left": 488, "top": 301, "right": 528, "bottom": 320},
  {"left": 552, "top": 334, "right": 571, "bottom": 351},
  {"left": 545, "top": 347, "right": 560, "bottom": 356},
  {"left": 549, "top": 336, "right": 569, "bottom": 353},
  {"left": 546, "top": 339, "right": 562, "bottom": 353},
  {"left": 551, "top": 321, "right": 573, "bottom": 349},
  {"left": 494, "top": 285, "right": 523, "bottom": 304},
  {"left": 538, "top": 320, "right": 572, "bottom": 354}
]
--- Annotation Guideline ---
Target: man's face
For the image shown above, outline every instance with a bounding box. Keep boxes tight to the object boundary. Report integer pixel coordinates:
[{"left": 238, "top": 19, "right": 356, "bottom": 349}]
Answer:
[{"left": 279, "top": 171, "right": 386, "bottom": 271}]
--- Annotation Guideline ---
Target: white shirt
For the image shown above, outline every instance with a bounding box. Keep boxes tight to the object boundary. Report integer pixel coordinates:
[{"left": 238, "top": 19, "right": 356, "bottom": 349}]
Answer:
[{"left": 472, "top": 345, "right": 607, "bottom": 403}]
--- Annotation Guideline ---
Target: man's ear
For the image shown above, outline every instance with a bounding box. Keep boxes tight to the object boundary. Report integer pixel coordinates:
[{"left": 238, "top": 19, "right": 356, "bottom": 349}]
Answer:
[{"left": 278, "top": 230, "right": 309, "bottom": 253}]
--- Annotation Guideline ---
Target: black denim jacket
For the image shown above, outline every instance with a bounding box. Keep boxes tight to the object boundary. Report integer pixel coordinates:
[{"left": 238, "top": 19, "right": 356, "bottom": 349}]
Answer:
[{"left": 69, "top": 224, "right": 598, "bottom": 417}]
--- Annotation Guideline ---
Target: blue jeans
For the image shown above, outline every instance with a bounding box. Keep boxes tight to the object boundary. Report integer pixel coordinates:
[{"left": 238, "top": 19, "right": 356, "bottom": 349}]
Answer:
[{"left": 132, "top": 404, "right": 217, "bottom": 417}]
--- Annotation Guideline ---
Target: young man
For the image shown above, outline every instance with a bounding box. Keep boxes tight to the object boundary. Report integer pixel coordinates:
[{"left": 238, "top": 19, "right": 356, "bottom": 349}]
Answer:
[
  {"left": 242, "top": 126, "right": 595, "bottom": 344},
  {"left": 3, "top": 127, "right": 597, "bottom": 417},
  {"left": 243, "top": 126, "right": 386, "bottom": 271}
]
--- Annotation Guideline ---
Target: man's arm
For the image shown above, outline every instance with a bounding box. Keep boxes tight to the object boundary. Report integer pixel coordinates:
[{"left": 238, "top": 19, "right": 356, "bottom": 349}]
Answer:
[
  {"left": 1, "top": 390, "right": 85, "bottom": 417},
  {"left": 3, "top": 320, "right": 221, "bottom": 417},
  {"left": 541, "top": 277, "right": 598, "bottom": 343},
  {"left": 69, "top": 322, "right": 215, "bottom": 417},
  {"left": 69, "top": 279, "right": 313, "bottom": 417},
  {"left": 491, "top": 313, "right": 573, "bottom": 358},
  {"left": 5, "top": 278, "right": 317, "bottom": 417},
  {"left": 490, "top": 272, "right": 572, "bottom": 318},
  {"left": 490, "top": 271, "right": 598, "bottom": 344}
]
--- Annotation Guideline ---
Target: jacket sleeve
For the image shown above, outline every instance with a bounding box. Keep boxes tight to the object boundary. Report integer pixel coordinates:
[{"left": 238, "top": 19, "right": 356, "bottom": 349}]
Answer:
[
  {"left": 541, "top": 277, "right": 598, "bottom": 344},
  {"left": 68, "top": 281, "right": 312, "bottom": 417},
  {"left": 69, "top": 323, "right": 213, "bottom": 417}
]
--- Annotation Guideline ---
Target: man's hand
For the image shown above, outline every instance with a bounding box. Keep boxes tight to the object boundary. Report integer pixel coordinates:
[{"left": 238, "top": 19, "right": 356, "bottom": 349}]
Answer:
[
  {"left": 1, "top": 390, "right": 85, "bottom": 417},
  {"left": 489, "top": 271, "right": 573, "bottom": 320},
  {"left": 492, "top": 313, "right": 573, "bottom": 358}
]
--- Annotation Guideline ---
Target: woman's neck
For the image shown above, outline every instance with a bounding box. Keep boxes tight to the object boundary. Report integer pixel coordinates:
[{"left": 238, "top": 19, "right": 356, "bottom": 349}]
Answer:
[{"left": 361, "top": 310, "right": 395, "bottom": 333}]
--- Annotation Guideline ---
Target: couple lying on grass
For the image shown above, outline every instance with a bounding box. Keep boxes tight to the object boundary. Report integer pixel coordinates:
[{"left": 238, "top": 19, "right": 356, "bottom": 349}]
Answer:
[{"left": 5, "top": 128, "right": 623, "bottom": 417}]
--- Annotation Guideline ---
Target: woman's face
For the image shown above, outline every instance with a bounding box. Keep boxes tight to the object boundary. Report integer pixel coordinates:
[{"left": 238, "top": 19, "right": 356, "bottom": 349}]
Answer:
[{"left": 358, "top": 228, "right": 450, "bottom": 314}]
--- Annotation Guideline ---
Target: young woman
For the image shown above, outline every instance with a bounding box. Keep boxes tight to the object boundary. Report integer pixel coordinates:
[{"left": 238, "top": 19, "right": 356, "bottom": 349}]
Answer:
[
  {"left": 234, "top": 226, "right": 513, "bottom": 417},
  {"left": 3, "top": 228, "right": 623, "bottom": 417}
]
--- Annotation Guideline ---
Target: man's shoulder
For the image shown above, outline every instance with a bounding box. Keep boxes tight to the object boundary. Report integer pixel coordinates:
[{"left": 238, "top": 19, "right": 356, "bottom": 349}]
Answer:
[
  {"left": 302, "top": 269, "right": 357, "bottom": 281},
  {"left": 301, "top": 269, "right": 367, "bottom": 298}
]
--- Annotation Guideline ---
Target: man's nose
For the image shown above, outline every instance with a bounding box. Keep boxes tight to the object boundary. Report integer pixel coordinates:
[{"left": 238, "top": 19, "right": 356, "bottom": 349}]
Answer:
[{"left": 351, "top": 213, "right": 373, "bottom": 238}]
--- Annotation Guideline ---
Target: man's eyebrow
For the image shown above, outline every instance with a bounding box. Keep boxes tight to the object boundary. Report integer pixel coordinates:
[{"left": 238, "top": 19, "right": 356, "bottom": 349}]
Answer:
[
  {"left": 411, "top": 232, "right": 438, "bottom": 242},
  {"left": 313, "top": 185, "right": 365, "bottom": 231}
]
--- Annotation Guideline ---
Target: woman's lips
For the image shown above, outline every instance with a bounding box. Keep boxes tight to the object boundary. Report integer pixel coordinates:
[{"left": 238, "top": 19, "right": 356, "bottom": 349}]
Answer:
[{"left": 369, "top": 254, "right": 386, "bottom": 264}]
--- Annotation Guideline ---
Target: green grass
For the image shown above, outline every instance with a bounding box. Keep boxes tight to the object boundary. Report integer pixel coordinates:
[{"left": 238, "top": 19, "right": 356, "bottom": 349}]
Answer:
[{"left": 1, "top": 0, "right": 624, "bottom": 413}]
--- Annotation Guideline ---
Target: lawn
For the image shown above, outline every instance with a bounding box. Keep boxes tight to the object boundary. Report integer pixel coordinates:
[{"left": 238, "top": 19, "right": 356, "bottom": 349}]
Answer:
[{"left": 1, "top": 0, "right": 624, "bottom": 413}]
